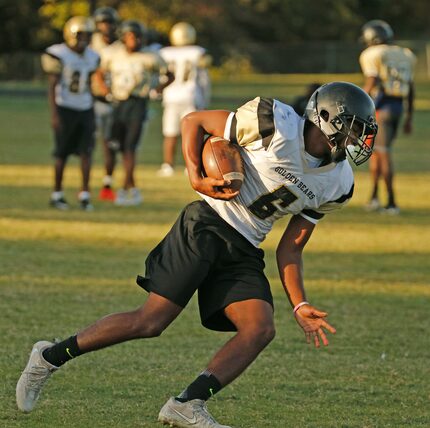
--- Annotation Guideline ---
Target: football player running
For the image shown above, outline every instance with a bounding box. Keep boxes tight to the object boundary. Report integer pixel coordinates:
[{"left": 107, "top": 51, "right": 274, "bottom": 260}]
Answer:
[
  {"left": 90, "top": 6, "right": 122, "bottom": 202},
  {"left": 41, "top": 16, "right": 100, "bottom": 211},
  {"left": 16, "top": 82, "right": 377, "bottom": 427},
  {"left": 359, "top": 20, "right": 416, "bottom": 214},
  {"left": 157, "top": 22, "right": 212, "bottom": 177},
  {"left": 94, "top": 20, "right": 173, "bottom": 206}
]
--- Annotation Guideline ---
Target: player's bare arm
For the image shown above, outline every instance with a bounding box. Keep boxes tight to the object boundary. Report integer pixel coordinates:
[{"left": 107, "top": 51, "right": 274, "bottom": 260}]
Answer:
[
  {"left": 181, "top": 110, "right": 239, "bottom": 200},
  {"left": 47, "top": 74, "right": 61, "bottom": 131},
  {"left": 362, "top": 75, "right": 378, "bottom": 95},
  {"left": 276, "top": 214, "right": 336, "bottom": 348},
  {"left": 93, "top": 68, "right": 110, "bottom": 99},
  {"left": 404, "top": 81, "right": 414, "bottom": 134}
]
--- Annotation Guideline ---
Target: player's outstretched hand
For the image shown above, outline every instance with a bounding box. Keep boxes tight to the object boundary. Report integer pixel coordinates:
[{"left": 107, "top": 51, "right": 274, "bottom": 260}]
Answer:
[
  {"left": 294, "top": 304, "right": 336, "bottom": 348},
  {"left": 193, "top": 177, "right": 239, "bottom": 200}
]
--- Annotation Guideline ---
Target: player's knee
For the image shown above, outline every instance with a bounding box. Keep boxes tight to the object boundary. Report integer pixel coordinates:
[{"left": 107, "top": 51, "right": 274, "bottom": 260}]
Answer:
[
  {"left": 130, "top": 310, "right": 166, "bottom": 338},
  {"left": 134, "top": 322, "right": 165, "bottom": 338},
  {"left": 258, "top": 323, "right": 276, "bottom": 346},
  {"left": 244, "top": 322, "right": 276, "bottom": 348}
]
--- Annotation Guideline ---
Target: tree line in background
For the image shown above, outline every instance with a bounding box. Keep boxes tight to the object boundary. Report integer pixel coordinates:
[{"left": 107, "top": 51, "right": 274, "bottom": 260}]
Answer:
[{"left": 1, "top": 0, "right": 429, "bottom": 73}]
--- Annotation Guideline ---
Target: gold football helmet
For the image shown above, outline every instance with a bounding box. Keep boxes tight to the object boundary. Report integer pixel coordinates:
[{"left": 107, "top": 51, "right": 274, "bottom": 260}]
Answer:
[
  {"left": 63, "top": 16, "right": 95, "bottom": 48},
  {"left": 169, "top": 22, "right": 196, "bottom": 46}
]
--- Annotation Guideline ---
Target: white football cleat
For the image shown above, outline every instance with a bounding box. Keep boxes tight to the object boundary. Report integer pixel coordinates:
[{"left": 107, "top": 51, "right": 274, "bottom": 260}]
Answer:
[
  {"left": 364, "top": 198, "right": 380, "bottom": 212},
  {"left": 16, "top": 341, "right": 59, "bottom": 412},
  {"left": 129, "top": 188, "right": 143, "bottom": 206},
  {"left": 157, "top": 163, "right": 175, "bottom": 177},
  {"left": 158, "top": 397, "right": 231, "bottom": 427},
  {"left": 114, "top": 188, "right": 129, "bottom": 206}
]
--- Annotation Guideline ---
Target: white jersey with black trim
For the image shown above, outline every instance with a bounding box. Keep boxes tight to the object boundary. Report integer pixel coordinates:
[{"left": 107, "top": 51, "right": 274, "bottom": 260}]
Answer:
[
  {"left": 100, "top": 43, "right": 168, "bottom": 101},
  {"left": 41, "top": 43, "right": 100, "bottom": 111},
  {"left": 359, "top": 44, "right": 416, "bottom": 98},
  {"left": 200, "top": 97, "right": 355, "bottom": 247},
  {"left": 160, "top": 45, "right": 211, "bottom": 108}
]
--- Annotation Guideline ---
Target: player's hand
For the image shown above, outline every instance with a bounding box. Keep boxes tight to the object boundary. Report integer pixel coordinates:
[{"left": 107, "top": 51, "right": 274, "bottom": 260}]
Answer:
[
  {"left": 192, "top": 176, "right": 239, "bottom": 200},
  {"left": 294, "top": 304, "right": 336, "bottom": 348}
]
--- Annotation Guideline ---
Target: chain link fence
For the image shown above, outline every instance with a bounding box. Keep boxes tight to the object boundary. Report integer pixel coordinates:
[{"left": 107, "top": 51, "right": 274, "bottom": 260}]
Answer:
[{"left": 0, "top": 40, "right": 429, "bottom": 80}]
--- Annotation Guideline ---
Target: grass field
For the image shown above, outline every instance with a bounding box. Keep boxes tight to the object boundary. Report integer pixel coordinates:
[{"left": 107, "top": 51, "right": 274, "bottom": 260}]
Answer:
[{"left": 1, "top": 75, "right": 429, "bottom": 428}]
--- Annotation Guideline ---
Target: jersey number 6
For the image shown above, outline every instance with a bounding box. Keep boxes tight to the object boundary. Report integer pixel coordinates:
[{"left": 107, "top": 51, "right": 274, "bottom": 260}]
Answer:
[{"left": 248, "top": 186, "right": 298, "bottom": 219}]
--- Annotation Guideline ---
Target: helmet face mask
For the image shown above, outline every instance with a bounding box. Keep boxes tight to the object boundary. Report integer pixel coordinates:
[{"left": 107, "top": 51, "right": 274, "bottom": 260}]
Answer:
[
  {"left": 330, "top": 115, "right": 377, "bottom": 165},
  {"left": 304, "top": 82, "right": 378, "bottom": 166}
]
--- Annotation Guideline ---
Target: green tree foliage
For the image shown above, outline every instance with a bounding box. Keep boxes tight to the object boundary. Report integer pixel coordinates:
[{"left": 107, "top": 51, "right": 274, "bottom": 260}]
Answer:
[{"left": 0, "top": 0, "right": 429, "bottom": 53}]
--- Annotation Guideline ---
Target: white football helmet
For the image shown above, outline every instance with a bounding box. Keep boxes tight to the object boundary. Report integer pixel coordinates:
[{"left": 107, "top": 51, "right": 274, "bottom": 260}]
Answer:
[
  {"left": 63, "top": 16, "right": 95, "bottom": 49},
  {"left": 304, "top": 82, "right": 378, "bottom": 166},
  {"left": 169, "top": 22, "right": 196, "bottom": 46}
]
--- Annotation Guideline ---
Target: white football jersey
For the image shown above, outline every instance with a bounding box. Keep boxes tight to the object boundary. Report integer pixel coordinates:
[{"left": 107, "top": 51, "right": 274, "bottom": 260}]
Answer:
[
  {"left": 100, "top": 44, "right": 168, "bottom": 101},
  {"left": 359, "top": 44, "right": 416, "bottom": 98},
  {"left": 160, "top": 45, "right": 211, "bottom": 108},
  {"left": 200, "top": 98, "right": 355, "bottom": 247},
  {"left": 90, "top": 35, "right": 122, "bottom": 95},
  {"left": 41, "top": 43, "right": 100, "bottom": 110},
  {"left": 90, "top": 32, "right": 122, "bottom": 55}
]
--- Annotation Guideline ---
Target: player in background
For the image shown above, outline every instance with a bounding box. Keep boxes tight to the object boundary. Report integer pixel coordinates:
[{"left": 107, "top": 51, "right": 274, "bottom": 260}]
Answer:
[
  {"left": 41, "top": 16, "right": 100, "bottom": 211},
  {"left": 94, "top": 20, "right": 173, "bottom": 206},
  {"left": 90, "top": 6, "right": 122, "bottom": 202},
  {"left": 291, "top": 82, "right": 321, "bottom": 116},
  {"left": 17, "top": 82, "right": 378, "bottom": 427},
  {"left": 359, "top": 20, "right": 416, "bottom": 215},
  {"left": 157, "top": 22, "right": 211, "bottom": 177}
]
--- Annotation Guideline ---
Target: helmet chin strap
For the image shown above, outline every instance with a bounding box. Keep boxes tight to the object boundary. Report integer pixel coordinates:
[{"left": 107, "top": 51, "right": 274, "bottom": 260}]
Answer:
[
  {"left": 330, "top": 144, "right": 347, "bottom": 163},
  {"left": 326, "top": 136, "right": 346, "bottom": 163}
]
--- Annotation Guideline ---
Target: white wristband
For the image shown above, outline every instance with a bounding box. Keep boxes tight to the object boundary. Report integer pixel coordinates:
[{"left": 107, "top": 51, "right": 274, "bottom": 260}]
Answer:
[{"left": 293, "top": 301, "right": 310, "bottom": 313}]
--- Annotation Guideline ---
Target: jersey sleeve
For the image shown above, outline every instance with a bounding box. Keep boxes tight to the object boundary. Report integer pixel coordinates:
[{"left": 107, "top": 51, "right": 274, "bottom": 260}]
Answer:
[
  {"left": 228, "top": 97, "right": 275, "bottom": 149},
  {"left": 41, "top": 48, "right": 62, "bottom": 74},
  {"left": 198, "top": 53, "right": 212, "bottom": 68},
  {"left": 359, "top": 47, "right": 380, "bottom": 77}
]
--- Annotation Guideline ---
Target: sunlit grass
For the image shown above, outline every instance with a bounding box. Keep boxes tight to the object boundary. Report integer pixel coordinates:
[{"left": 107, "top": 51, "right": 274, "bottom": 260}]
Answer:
[{"left": 1, "top": 79, "right": 430, "bottom": 427}]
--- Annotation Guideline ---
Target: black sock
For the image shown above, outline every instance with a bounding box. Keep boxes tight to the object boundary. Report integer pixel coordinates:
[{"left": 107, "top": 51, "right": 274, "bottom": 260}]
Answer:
[
  {"left": 176, "top": 370, "right": 222, "bottom": 402},
  {"left": 42, "top": 335, "right": 83, "bottom": 367}
]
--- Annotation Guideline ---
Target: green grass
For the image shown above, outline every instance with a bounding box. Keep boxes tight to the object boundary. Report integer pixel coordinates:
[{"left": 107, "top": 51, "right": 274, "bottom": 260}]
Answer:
[{"left": 1, "top": 75, "right": 430, "bottom": 427}]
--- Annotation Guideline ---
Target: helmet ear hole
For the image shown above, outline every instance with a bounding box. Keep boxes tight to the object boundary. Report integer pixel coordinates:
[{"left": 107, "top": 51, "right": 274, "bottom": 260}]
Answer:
[{"left": 320, "top": 110, "right": 329, "bottom": 122}]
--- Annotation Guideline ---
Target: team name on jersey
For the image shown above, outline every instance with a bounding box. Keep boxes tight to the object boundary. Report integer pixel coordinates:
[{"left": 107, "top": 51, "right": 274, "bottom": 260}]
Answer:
[{"left": 275, "top": 167, "right": 316, "bottom": 199}]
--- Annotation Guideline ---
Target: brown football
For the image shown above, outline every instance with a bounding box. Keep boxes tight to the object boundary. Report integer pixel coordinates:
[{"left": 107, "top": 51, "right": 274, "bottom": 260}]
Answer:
[{"left": 202, "top": 136, "right": 244, "bottom": 194}]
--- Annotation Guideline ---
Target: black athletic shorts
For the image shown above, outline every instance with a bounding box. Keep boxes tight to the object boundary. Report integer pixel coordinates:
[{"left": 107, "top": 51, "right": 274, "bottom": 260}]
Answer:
[
  {"left": 54, "top": 106, "right": 95, "bottom": 159},
  {"left": 137, "top": 200, "right": 273, "bottom": 332},
  {"left": 111, "top": 96, "right": 148, "bottom": 152},
  {"left": 375, "top": 108, "right": 402, "bottom": 152}
]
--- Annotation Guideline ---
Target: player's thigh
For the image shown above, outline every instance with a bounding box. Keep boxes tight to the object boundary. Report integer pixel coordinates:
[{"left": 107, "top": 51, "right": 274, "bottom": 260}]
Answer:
[
  {"left": 53, "top": 107, "right": 81, "bottom": 158},
  {"left": 162, "top": 103, "right": 194, "bottom": 137},
  {"left": 375, "top": 109, "right": 401, "bottom": 152},
  {"left": 225, "top": 299, "right": 275, "bottom": 337},
  {"left": 137, "top": 201, "right": 222, "bottom": 308},
  {"left": 76, "top": 108, "right": 96, "bottom": 155},
  {"left": 123, "top": 98, "right": 148, "bottom": 151}
]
